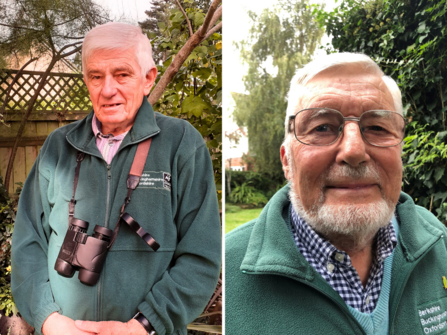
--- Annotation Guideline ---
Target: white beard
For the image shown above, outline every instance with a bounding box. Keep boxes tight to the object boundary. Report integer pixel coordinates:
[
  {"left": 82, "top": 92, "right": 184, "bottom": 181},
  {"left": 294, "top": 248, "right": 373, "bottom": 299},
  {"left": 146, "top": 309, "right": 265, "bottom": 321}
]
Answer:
[{"left": 288, "top": 164, "right": 396, "bottom": 250}]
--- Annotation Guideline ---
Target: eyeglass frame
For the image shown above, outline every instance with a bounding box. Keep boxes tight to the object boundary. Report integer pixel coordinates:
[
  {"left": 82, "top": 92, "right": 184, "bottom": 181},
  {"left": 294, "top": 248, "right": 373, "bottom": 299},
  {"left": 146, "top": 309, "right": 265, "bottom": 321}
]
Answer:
[{"left": 288, "top": 107, "right": 409, "bottom": 148}]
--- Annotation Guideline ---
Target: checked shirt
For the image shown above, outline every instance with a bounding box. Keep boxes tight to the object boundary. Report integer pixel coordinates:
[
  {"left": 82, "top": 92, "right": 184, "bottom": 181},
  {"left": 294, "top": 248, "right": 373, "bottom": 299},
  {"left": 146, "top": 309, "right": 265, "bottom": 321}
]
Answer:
[{"left": 290, "top": 206, "right": 397, "bottom": 313}]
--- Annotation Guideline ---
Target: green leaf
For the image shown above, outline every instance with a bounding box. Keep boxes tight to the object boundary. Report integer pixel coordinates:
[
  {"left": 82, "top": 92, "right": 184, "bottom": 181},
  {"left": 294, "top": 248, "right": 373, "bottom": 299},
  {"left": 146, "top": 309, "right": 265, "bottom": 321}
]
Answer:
[
  {"left": 194, "top": 12, "right": 205, "bottom": 26},
  {"left": 417, "top": 21, "right": 426, "bottom": 33},
  {"left": 181, "top": 96, "right": 212, "bottom": 117},
  {"left": 157, "top": 22, "right": 166, "bottom": 31},
  {"left": 435, "top": 168, "right": 444, "bottom": 182},
  {"left": 437, "top": 131, "right": 447, "bottom": 140},
  {"left": 419, "top": 34, "right": 428, "bottom": 44},
  {"left": 192, "top": 68, "right": 212, "bottom": 81}
]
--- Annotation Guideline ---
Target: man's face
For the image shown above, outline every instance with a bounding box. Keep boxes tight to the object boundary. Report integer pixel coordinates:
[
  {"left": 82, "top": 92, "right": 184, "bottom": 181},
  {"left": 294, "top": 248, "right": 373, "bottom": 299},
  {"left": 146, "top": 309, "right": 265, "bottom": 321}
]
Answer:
[
  {"left": 281, "top": 65, "right": 402, "bottom": 246},
  {"left": 84, "top": 48, "right": 157, "bottom": 136}
]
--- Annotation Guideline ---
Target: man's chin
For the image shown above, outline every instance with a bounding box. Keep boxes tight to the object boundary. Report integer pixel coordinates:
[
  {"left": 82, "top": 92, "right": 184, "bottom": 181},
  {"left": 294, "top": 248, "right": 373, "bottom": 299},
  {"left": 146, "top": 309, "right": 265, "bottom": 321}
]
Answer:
[{"left": 289, "top": 187, "right": 395, "bottom": 251}]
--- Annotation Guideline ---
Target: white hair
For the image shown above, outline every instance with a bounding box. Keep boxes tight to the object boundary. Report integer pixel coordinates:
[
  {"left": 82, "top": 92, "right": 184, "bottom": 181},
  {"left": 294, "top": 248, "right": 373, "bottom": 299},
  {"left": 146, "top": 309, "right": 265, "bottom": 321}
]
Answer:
[
  {"left": 82, "top": 22, "right": 156, "bottom": 77},
  {"left": 284, "top": 52, "right": 403, "bottom": 134}
]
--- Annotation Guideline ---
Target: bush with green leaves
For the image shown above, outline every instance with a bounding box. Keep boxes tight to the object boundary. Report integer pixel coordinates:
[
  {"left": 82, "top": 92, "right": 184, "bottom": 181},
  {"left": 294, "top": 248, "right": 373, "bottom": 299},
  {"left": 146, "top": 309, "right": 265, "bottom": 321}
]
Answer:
[
  {"left": 316, "top": 0, "right": 447, "bottom": 131},
  {"left": 228, "top": 171, "right": 285, "bottom": 200},
  {"left": 147, "top": 3, "right": 222, "bottom": 192},
  {"left": 229, "top": 181, "right": 269, "bottom": 207},
  {"left": 0, "top": 177, "right": 21, "bottom": 316},
  {"left": 315, "top": 0, "right": 447, "bottom": 221},
  {"left": 402, "top": 123, "right": 447, "bottom": 223}
]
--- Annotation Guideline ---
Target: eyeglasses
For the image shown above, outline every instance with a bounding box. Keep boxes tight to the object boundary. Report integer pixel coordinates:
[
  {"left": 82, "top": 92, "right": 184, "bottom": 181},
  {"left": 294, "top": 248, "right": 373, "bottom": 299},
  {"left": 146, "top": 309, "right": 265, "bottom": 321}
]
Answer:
[{"left": 288, "top": 108, "right": 407, "bottom": 147}]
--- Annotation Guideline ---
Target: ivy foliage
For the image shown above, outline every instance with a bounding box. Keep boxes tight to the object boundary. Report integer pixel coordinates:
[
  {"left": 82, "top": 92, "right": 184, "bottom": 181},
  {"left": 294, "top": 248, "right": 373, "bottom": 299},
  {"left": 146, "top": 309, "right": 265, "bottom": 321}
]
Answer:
[
  {"left": 315, "top": 0, "right": 447, "bottom": 222},
  {"left": 0, "top": 177, "right": 21, "bottom": 316},
  {"left": 233, "top": 0, "right": 324, "bottom": 180},
  {"left": 402, "top": 123, "right": 447, "bottom": 221},
  {"left": 146, "top": 2, "right": 222, "bottom": 193}
]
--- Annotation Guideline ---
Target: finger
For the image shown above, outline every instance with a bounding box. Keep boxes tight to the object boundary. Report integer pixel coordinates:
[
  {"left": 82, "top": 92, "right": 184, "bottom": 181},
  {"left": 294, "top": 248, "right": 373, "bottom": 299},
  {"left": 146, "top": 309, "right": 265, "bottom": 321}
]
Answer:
[{"left": 75, "top": 320, "right": 101, "bottom": 333}]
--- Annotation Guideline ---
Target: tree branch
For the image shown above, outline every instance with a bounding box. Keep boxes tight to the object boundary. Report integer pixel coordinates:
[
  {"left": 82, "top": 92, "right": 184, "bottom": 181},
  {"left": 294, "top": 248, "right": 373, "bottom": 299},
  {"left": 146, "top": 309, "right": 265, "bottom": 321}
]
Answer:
[
  {"left": 0, "top": 22, "right": 43, "bottom": 33},
  {"left": 148, "top": 0, "right": 222, "bottom": 105},
  {"left": 58, "top": 40, "right": 83, "bottom": 53},
  {"left": 53, "top": 15, "right": 82, "bottom": 27},
  {"left": 77, "top": 0, "right": 94, "bottom": 29},
  {"left": 197, "top": 0, "right": 221, "bottom": 38},
  {"left": 59, "top": 44, "right": 83, "bottom": 58},
  {"left": 208, "top": 5, "right": 222, "bottom": 31},
  {"left": 200, "top": 21, "right": 222, "bottom": 43},
  {"left": 5, "top": 57, "right": 58, "bottom": 191},
  {"left": 174, "top": 0, "right": 193, "bottom": 37}
]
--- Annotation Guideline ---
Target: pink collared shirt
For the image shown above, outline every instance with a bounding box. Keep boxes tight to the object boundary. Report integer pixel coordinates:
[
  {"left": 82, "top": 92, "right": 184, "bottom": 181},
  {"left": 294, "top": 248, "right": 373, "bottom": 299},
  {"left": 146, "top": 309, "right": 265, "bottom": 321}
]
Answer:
[{"left": 92, "top": 114, "right": 128, "bottom": 164}]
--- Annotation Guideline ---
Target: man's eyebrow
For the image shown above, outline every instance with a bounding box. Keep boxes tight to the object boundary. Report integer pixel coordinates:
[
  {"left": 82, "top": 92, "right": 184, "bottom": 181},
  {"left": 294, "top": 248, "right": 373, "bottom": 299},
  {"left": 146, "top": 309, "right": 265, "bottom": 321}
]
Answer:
[{"left": 113, "top": 65, "right": 134, "bottom": 73}]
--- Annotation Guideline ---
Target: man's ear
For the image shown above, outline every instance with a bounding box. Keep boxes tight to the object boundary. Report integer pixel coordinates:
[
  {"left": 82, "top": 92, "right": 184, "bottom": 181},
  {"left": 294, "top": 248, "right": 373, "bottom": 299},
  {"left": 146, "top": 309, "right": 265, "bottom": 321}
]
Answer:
[
  {"left": 143, "top": 67, "right": 158, "bottom": 95},
  {"left": 280, "top": 144, "right": 292, "bottom": 181}
]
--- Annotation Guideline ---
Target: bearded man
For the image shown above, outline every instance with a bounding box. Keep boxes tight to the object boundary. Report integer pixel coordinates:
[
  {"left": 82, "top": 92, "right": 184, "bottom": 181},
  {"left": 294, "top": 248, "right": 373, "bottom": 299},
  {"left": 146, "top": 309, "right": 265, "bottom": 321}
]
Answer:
[
  {"left": 11, "top": 22, "right": 221, "bottom": 335},
  {"left": 225, "top": 53, "right": 447, "bottom": 335}
]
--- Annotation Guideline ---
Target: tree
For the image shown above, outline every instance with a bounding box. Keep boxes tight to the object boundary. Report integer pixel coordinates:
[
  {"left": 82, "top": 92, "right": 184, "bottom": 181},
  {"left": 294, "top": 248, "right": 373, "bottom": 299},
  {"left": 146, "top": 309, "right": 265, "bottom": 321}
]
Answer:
[
  {"left": 315, "top": 0, "right": 447, "bottom": 222},
  {"left": 233, "top": 0, "right": 324, "bottom": 181},
  {"left": 147, "top": 0, "right": 222, "bottom": 193},
  {"left": 0, "top": 0, "right": 110, "bottom": 191},
  {"left": 139, "top": 0, "right": 211, "bottom": 64},
  {"left": 225, "top": 128, "right": 244, "bottom": 197}
]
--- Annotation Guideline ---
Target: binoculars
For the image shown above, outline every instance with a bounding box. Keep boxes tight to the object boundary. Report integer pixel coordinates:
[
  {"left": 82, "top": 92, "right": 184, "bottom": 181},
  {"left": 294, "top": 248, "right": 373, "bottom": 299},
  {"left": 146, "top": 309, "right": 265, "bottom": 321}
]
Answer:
[{"left": 54, "top": 218, "right": 112, "bottom": 286}]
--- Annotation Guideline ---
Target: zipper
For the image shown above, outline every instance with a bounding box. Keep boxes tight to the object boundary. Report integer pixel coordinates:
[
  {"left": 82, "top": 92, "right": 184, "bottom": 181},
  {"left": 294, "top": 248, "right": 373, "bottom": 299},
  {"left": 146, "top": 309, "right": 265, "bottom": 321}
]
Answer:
[
  {"left": 389, "top": 235, "right": 444, "bottom": 335},
  {"left": 242, "top": 270, "right": 367, "bottom": 335},
  {"left": 104, "top": 164, "right": 112, "bottom": 227},
  {"left": 98, "top": 164, "right": 111, "bottom": 321}
]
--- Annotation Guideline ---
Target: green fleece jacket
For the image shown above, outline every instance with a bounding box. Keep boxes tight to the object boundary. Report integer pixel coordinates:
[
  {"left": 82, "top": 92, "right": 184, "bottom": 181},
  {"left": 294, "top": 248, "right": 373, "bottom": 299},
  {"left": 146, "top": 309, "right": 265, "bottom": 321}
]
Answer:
[
  {"left": 225, "top": 185, "right": 447, "bottom": 335},
  {"left": 11, "top": 98, "right": 221, "bottom": 335}
]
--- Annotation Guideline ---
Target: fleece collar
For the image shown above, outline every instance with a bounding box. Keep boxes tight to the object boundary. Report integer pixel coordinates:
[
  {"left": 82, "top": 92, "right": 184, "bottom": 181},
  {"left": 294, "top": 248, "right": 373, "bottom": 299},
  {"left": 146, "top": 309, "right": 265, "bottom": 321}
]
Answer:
[
  {"left": 66, "top": 97, "right": 160, "bottom": 157},
  {"left": 240, "top": 185, "right": 443, "bottom": 278}
]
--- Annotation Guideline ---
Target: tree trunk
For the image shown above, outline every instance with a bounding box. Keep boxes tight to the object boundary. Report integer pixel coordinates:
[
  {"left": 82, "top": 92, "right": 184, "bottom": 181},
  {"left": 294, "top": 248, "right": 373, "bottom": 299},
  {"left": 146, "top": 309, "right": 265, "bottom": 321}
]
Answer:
[{"left": 0, "top": 311, "right": 34, "bottom": 335}]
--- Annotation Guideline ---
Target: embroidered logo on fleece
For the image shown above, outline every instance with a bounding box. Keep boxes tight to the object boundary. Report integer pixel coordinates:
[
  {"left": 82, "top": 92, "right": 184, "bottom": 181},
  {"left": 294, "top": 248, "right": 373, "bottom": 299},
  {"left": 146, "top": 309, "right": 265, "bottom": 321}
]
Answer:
[
  {"left": 139, "top": 171, "right": 171, "bottom": 191},
  {"left": 417, "top": 298, "right": 447, "bottom": 334}
]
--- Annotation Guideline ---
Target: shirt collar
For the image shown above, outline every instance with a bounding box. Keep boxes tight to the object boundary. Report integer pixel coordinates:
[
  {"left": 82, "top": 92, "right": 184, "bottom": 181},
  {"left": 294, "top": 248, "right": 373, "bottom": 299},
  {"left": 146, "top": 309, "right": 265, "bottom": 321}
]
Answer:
[
  {"left": 291, "top": 206, "right": 397, "bottom": 267},
  {"left": 92, "top": 114, "right": 128, "bottom": 140}
]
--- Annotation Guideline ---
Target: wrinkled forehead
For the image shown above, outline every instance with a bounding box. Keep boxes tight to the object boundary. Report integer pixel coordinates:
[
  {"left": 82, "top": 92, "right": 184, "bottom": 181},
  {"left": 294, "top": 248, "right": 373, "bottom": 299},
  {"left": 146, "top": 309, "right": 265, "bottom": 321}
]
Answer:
[{"left": 297, "top": 65, "right": 395, "bottom": 112}]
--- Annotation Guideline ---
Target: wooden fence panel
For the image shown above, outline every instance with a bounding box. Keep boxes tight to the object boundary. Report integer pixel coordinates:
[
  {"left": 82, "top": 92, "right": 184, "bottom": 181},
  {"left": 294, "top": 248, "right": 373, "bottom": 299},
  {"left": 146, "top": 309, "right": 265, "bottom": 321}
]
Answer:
[
  {"left": 0, "top": 69, "right": 90, "bottom": 193},
  {"left": 0, "top": 148, "right": 13, "bottom": 194},
  {"left": 13, "top": 147, "right": 26, "bottom": 192}
]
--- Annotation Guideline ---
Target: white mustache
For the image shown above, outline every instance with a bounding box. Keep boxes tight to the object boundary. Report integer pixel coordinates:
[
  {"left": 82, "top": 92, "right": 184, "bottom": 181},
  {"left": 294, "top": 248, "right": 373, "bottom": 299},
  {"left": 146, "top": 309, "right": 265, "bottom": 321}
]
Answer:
[{"left": 324, "top": 164, "right": 381, "bottom": 184}]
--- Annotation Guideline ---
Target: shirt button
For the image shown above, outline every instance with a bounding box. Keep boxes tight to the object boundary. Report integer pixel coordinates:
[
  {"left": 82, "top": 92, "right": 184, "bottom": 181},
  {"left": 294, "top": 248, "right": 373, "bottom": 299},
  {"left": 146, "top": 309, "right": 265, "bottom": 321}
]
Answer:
[
  {"left": 366, "top": 295, "right": 370, "bottom": 305},
  {"left": 335, "top": 253, "right": 344, "bottom": 262},
  {"left": 327, "top": 263, "right": 335, "bottom": 273}
]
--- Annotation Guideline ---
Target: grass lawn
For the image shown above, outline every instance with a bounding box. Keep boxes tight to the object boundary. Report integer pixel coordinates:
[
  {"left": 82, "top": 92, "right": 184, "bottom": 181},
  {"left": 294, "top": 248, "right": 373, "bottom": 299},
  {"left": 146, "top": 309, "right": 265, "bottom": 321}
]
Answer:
[{"left": 225, "top": 205, "right": 263, "bottom": 234}]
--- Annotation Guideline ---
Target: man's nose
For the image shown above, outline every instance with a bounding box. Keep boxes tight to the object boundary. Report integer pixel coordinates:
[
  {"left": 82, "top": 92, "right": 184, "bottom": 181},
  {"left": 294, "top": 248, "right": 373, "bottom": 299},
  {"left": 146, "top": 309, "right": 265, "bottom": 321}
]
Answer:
[
  {"left": 335, "top": 122, "right": 370, "bottom": 167},
  {"left": 101, "top": 76, "right": 117, "bottom": 98}
]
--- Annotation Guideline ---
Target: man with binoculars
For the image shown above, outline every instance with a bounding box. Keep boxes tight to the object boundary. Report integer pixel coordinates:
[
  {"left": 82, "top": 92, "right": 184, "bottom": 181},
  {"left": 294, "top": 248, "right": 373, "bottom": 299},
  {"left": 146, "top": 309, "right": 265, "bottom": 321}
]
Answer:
[{"left": 11, "top": 22, "right": 221, "bottom": 335}]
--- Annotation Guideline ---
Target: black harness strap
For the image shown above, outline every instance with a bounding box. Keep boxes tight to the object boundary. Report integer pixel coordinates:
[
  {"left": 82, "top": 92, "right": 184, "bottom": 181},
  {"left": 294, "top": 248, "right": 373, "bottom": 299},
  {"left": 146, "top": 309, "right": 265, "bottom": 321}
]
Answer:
[
  {"left": 70, "top": 137, "right": 157, "bottom": 251},
  {"left": 69, "top": 152, "right": 85, "bottom": 223}
]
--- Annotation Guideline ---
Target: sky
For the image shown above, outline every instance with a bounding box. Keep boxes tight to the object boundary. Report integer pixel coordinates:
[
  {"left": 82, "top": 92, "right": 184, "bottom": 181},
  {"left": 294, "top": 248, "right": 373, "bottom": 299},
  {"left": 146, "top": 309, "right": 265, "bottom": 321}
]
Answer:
[
  {"left": 223, "top": 0, "right": 339, "bottom": 159},
  {"left": 94, "top": 0, "right": 152, "bottom": 23}
]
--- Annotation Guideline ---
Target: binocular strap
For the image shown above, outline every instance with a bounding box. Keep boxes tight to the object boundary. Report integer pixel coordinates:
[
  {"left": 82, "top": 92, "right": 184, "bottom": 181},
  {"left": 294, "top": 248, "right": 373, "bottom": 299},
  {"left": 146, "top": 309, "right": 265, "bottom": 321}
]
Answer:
[
  {"left": 107, "top": 137, "right": 154, "bottom": 250},
  {"left": 70, "top": 137, "right": 156, "bottom": 251},
  {"left": 69, "top": 152, "right": 85, "bottom": 223}
]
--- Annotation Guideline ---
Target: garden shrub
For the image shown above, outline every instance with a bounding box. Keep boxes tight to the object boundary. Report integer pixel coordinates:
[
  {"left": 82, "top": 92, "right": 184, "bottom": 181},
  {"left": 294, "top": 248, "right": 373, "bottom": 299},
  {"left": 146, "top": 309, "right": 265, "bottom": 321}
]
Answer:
[{"left": 0, "top": 176, "right": 20, "bottom": 316}]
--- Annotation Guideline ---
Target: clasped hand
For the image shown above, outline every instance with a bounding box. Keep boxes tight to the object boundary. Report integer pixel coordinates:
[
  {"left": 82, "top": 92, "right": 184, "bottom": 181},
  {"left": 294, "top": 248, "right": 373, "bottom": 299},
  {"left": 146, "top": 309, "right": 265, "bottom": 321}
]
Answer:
[{"left": 42, "top": 312, "right": 148, "bottom": 335}]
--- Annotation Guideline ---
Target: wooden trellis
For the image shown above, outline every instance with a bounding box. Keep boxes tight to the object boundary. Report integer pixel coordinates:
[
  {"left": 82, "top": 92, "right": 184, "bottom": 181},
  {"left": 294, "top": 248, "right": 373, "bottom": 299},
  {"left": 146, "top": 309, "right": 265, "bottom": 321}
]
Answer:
[{"left": 0, "top": 69, "right": 92, "bottom": 193}]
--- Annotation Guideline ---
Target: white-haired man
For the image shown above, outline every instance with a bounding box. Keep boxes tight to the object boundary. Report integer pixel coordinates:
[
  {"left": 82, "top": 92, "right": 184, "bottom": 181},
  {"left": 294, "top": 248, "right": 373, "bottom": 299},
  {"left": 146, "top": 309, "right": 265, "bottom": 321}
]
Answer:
[
  {"left": 11, "top": 22, "right": 221, "bottom": 335},
  {"left": 225, "top": 52, "right": 447, "bottom": 334}
]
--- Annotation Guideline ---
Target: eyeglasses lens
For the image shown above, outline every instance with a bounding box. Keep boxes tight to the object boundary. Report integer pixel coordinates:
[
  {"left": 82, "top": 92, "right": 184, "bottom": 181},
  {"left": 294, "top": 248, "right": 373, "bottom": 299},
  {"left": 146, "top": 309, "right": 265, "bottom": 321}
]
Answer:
[{"left": 293, "top": 109, "right": 405, "bottom": 147}]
